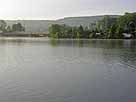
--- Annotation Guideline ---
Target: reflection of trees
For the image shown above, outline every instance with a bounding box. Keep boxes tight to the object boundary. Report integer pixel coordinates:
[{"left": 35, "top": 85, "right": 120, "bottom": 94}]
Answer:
[
  {"left": 99, "top": 40, "right": 136, "bottom": 72},
  {"left": 49, "top": 39, "right": 136, "bottom": 50},
  {"left": 88, "top": 40, "right": 136, "bottom": 49},
  {"left": 50, "top": 39, "right": 58, "bottom": 47},
  {"left": 76, "top": 39, "right": 84, "bottom": 47},
  {"left": 0, "top": 38, "right": 26, "bottom": 46},
  {"left": 50, "top": 39, "right": 85, "bottom": 47},
  {"left": 88, "top": 39, "right": 120, "bottom": 48}
]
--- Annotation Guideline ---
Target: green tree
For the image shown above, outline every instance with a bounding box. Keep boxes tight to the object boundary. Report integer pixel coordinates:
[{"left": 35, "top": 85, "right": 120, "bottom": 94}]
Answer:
[
  {"left": 12, "top": 23, "right": 25, "bottom": 32},
  {"left": 108, "top": 24, "right": 117, "bottom": 38},
  {"left": 0, "top": 20, "right": 7, "bottom": 32},
  {"left": 6, "top": 26, "right": 12, "bottom": 32},
  {"left": 116, "top": 12, "right": 136, "bottom": 38},
  {"left": 48, "top": 13, "right": 136, "bottom": 39},
  {"left": 49, "top": 24, "right": 61, "bottom": 38},
  {"left": 97, "top": 15, "right": 117, "bottom": 33},
  {"left": 116, "top": 26, "right": 124, "bottom": 39},
  {"left": 76, "top": 25, "right": 84, "bottom": 38}
]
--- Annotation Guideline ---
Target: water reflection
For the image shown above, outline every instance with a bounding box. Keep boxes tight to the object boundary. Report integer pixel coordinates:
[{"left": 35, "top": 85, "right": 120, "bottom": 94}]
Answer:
[
  {"left": 49, "top": 39, "right": 136, "bottom": 71},
  {"left": 49, "top": 39, "right": 136, "bottom": 49},
  {"left": 0, "top": 38, "right": 135, "bottom": 50},
  {"left": 0, "top": 38, "right": 135, "bottom": 102}
]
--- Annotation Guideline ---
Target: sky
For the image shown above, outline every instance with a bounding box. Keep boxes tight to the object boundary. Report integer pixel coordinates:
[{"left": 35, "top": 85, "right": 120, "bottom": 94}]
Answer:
[{"left": 0, "top": 0, "right": 136, "bottom": 20}]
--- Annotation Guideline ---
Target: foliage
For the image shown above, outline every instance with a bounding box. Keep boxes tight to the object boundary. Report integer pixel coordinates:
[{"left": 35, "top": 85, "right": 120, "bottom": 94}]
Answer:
[
  {"left": 97, "top": 15, "right": 117, "bottom": 32},
  {"left": 12, "top": 23, "right": 25, "bottom": 32},
  {"left": 0, "top": 20, "right": 7, "bottom": 32},
  {"left": 49, "top": 12, "right": 136, "bottom": 39},
  {"left": 6, "top": 26, "right": 12, "bottom": 32},
  {"left": 49, "top": 24, "right": 90, "bottom": 39},
  {"left": 0, "top": 21, "right": 25, "bottom": 33},
  {"left": 116, "top": 12, "right": 136, "bottom": 38},
  {"left": 108, "top": 24, "right": 117, "bottom": 39}
]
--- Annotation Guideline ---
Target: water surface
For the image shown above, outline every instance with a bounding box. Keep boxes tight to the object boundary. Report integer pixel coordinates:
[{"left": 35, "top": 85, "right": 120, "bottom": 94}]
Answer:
[{"left": 0, "top": 38, "right": 136, "bottom": 102}]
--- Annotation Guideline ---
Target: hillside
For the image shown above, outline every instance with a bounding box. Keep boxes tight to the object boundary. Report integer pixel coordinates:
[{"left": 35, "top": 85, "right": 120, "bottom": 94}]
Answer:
[{"left": 5, "top": 15, "right": 120, "bottom": 33}]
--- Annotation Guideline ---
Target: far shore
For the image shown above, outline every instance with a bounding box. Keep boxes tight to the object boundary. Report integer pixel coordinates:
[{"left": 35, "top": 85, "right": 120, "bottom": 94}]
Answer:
[
  {"left": 0, "top": 33, "right": 135, "bottom": 40},
  {"left": 0, "top": 32, "right": 49, "bottom": 37},
  {"left": 0, "top": 36, "right": 135, "bottom": 41}
]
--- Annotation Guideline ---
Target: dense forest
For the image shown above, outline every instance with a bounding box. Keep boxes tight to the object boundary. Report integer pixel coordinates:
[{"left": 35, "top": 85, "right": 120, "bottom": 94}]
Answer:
[
  {"left": 49, "top": 12, "right": 136, "bottom": 39},
  {"left": 0, "top": 20, "right": 25, "bottom": 33}
]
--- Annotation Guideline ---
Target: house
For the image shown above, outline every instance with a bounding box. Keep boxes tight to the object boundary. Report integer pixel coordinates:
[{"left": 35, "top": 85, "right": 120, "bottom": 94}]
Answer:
[
  {"left": 123, "top": 33, "right": 132, "bottom": 38},
  {"left": 96, "top": 33, "right": 101, "bottom": 35}
]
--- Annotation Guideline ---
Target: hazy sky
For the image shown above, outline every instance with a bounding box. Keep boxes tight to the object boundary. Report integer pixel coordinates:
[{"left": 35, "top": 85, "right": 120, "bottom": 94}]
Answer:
[{"left": 0, "top": 0, "right": 135, "bottom": 20}]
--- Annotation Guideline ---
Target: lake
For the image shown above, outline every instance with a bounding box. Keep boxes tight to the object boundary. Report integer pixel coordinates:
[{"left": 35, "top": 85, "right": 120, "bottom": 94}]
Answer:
[{"left": 0, "top": 38, "right": 136, "bottom": 102}]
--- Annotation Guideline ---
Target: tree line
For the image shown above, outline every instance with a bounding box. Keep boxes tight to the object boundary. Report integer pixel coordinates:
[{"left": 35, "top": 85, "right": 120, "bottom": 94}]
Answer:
[
  {"left": 49, "top": 12, "right": 136, "bottom": 39},
  {"left": 0, "top": 20, "right": 25, "bottom": 33}
]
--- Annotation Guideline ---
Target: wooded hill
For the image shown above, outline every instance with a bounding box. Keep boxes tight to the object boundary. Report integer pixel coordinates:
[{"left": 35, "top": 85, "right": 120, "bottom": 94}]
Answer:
[{"left": 4, "top": 15, "right": 119, "bottom": 33}]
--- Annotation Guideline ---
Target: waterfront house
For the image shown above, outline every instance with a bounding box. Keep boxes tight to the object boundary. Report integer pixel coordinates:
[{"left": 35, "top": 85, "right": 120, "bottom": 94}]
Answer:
[
  {"left": 123, "top": 33, "right": 132, "bottom": 38},
  {"left": 96, "top": 33, "right": 101, "bottom": 35}
]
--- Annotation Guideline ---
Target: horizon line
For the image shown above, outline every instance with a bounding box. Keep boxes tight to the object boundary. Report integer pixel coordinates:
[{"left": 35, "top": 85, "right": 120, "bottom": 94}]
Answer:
[{"left": 0, "top": 14, "right": 123, "bottom": 21}]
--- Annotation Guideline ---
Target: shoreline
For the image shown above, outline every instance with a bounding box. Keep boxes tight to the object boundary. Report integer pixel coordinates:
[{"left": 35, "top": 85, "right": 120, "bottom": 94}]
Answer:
[{"left": 0, "top": 37, "right": 135, "bottom": 40}]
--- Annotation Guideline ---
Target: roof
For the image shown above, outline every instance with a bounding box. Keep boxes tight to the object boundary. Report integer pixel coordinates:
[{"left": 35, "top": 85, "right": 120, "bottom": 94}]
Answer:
[{"left": 123, "top": 33, "right": 132, "bottom": 38}]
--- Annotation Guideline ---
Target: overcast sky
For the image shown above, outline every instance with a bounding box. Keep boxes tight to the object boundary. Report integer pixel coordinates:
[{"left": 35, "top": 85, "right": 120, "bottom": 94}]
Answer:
[{"left": 0, "top": 0, "right": 135, "bottom": 20}]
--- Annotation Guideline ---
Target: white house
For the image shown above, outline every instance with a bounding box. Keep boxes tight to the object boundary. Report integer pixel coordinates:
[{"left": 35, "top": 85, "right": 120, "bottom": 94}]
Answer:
[
  {"left": 96, "top": 33, "right": 101, "bottom": 35},
  {"left": 123, "top": 33, "right": 132, "bottom": 38}
]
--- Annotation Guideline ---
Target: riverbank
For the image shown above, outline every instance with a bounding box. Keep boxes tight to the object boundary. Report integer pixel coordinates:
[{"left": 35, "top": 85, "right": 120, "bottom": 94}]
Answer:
[
  {"left": 0, "top": 37, "right": 135, "bottom": 41},
  {"left": 0, "top": 32, "right": 49, "bottom": 37}
]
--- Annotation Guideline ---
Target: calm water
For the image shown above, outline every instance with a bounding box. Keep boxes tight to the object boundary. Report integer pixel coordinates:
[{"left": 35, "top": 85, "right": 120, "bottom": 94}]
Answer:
[{"left": 0, "top": 38, "right": 136, "bottom": 102}]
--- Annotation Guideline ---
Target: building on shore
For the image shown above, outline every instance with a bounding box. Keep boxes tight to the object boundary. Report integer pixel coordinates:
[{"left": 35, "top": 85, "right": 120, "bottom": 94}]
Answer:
[{"left": 123, "top": 33, "right": 132, "bottom": 38}]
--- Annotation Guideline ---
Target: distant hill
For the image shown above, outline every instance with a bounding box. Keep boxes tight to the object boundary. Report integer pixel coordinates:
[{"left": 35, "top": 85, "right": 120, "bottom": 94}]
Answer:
[{"left": 5, "top": 15, "right": 120, "bottom": 33}]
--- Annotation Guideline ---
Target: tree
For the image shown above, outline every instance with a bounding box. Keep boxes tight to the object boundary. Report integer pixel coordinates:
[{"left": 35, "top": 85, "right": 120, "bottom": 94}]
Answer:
[
  {"left": 49, "top": 24, "right": 61, "bottom": 38},
  {"left": 6, "top": 26, "right": 12, "bottom": 32},
  {"left": 108, "top": 24, "right": 117, "bottom": 38},
  {"left": 97, "top": 15, "right": 117, "bottom": 33},
  {"left": 116, "top": 26, "right": 124, "bottom": 39},
  {"left": 0, "top": 20, "right": 7, "bottom": 32},
  {"left": 76, "top": 25, "right": 84, "bottom": 38},
  {"left": 12, "top": 23, "right": 25, "bottom": 32},
  {"left": 117, "top": 12, "right": 136, "bottom": 33},
  {"left": 48, "top": 13, "right": 136, "bottom": 39},
  {"left": 72, "top": 27, "right": 77, "bottom": 38}
]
